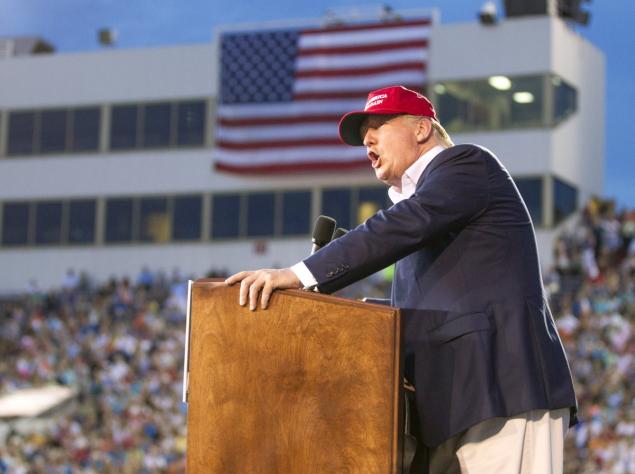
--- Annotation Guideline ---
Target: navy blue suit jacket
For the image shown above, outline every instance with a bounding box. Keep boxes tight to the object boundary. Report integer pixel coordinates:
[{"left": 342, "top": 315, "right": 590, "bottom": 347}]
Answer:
[{"left": 303, "top": 144, "right": 577, "bottom": 447}]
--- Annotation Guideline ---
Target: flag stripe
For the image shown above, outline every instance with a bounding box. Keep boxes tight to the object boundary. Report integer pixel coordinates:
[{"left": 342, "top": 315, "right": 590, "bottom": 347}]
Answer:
[
  {"left": 217, "top": 138, "right": 343, "bottom": 150},
  {"left": 217, "top": 123, "right": 338, "bottom": 141},
  {"left": 217, "top": 99, "right": 364, "bottom": 118},
  {"left": 301, "top": 18, "right": 431, "bottom": 35},
  {"left": 296, "top": 39, "right": 428, "bottom": 56},
  {"left": 216, "top": 160, "right": 369, "bottom": 174},
  {"left": 218, "top": 114, "right": 344, "bottom": 127},
  {"left": 296, "top": 47, "right": 426, "bottom": 70},
  {"left": 214, "top": 145, "right": 364, "bottom": 164},
  {"left": 294, "top": 70, "right": 426, "bottom": 93},
  {"left": 299, "top": 25, "right": 430, "bottom": 49},
  {"left": 292, "top": 90, "right": 376, "bottom": 100},
  {"left": 296, "top": 61, "right": 425, "bottom": 78},
  {"left": 293, "top": 84, "right": 423, "bottom": 101}
]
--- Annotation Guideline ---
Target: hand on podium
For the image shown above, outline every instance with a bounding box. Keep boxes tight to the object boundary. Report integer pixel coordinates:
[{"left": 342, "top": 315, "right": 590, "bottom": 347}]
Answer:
[{"left": 225, "top": 268, "right": 301, "bottom": 311}]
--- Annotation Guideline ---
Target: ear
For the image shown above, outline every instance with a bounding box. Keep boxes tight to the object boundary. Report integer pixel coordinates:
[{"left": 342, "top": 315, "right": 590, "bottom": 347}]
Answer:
[{"left": 414, "top": 118, "right": 433, "bottom": 143}]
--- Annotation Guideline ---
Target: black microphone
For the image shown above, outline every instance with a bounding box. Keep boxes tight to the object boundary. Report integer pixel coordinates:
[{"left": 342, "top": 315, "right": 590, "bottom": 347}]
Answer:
[
  {"left": 332, "top": 227, "right": 348, "bottom": 240},
  {"left": 311, "top": 215, "right": 336, "bottom": 255}
]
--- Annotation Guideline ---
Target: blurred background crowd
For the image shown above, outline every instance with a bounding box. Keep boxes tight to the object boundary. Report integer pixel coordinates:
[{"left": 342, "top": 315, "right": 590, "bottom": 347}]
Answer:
[{"left": 0, "top": 199, "right": 634, "bottom": 473}]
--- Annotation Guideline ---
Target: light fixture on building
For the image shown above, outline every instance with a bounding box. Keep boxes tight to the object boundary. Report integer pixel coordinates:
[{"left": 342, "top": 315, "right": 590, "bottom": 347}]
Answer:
[
  {"left": 513, "top": 91, "right": 535, "bottom": 104},
  {"left": 488, "top": 75, "right": 512, "bottom": 90},
  {"left": 98, "top": 28, "right": 117, "bottom": 47},
  {"left": 434, "top": 84, "right": 447, "bottom": 95},
  {"left": 479, "top": 1, "right": 498, "bottom": 25},
  {"left": 381, "top": 4, "right": 401, "bottom": 21},
  {"left": 558, "top": 0, "right": 591, "bottom": 26}
]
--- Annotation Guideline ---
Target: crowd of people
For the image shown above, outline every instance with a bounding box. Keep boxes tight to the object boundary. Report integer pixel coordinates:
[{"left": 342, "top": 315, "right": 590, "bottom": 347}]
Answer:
[
  {"left": 0, "top": 270, "right": 195, "bottom": 472},
  {"left": 0, "top": 198, "right": 633, "bottom": 473},
  {"left": 550, "top": 199, "right": 635, "bottom": 473}
]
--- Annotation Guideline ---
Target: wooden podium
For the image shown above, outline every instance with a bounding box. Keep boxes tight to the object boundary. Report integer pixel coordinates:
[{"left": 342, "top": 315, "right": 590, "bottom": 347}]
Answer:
[{"left": 184, "top": 280, "right": 404, "bottom": 473}]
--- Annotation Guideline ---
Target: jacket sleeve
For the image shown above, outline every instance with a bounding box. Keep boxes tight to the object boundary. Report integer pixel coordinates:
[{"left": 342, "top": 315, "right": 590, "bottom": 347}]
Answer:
[{"left": 303, "top": 145, "right": 490, "bottom": 294}]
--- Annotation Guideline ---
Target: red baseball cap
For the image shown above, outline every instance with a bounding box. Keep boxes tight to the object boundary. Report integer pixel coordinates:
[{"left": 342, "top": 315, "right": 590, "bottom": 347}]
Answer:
[{"left": 338, "top": 85, "right": 438, "bottom": 146}]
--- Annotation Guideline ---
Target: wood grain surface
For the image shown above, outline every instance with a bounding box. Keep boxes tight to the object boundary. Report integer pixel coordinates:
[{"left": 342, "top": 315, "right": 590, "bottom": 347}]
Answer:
[{"left": 186, "top": 281, "right": 403, "bottom": 473}]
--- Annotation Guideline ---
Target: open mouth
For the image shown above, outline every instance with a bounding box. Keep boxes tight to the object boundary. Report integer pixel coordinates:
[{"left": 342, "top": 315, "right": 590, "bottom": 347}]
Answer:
[{"left": 368, "top": 151, "right": 380, "bottom": 168}]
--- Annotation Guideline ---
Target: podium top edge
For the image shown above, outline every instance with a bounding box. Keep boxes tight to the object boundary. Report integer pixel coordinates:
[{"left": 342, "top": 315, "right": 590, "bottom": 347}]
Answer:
[
  {"left": 191, "top": 278, "right": 398, "bottom": 314},
  {"left": 195, "top": 278, "right": 225, "bottom": 283}
]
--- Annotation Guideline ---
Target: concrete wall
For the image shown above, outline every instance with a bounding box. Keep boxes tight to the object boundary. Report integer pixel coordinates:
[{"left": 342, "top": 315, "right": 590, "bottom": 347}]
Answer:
[
  {"left": 0, "top": 44, "right": 216, "bottom": 108},
  {"left": 0, "top": 238, "right": 310, "bottom": 293},
  {"left": 549, "top": 19, "right": 605, "bottom": 196}
]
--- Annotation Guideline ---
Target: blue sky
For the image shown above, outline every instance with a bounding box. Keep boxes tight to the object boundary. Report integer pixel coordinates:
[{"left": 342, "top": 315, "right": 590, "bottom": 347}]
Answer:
[{"left": 1, "top": 0, "right": 634, "bottom": 207}]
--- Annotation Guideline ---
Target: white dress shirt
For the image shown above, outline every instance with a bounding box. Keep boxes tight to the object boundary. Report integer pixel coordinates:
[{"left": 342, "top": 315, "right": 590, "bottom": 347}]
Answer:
[
  {"left": 386, "top": 145, "right": 445, "bottom": 204},
  {"left": 291, "top": 145, "right": 446, "bottom": 288}
]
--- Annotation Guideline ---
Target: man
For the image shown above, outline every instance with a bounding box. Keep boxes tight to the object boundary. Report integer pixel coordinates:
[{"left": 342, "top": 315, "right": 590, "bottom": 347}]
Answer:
[{"left": 226, "top": 85, "right": 577, "bottom": 473}]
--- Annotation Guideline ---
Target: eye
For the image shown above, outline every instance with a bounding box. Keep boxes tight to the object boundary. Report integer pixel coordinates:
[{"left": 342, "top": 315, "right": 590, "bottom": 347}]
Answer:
[
  {"left": 366, "top": 118, "right": 385, "bottom": 131},
  {"left": 377, "top": 116, "right": 396, "bottom": 128}
]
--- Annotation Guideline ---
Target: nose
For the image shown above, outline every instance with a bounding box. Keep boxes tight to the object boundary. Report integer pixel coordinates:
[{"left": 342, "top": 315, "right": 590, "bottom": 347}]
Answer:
[{"left": 362, "top": 128, "right": 376, "bottom": 147}]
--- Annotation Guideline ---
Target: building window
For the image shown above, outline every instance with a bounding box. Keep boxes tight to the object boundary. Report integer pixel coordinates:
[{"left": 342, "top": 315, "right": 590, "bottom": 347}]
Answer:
[
  {"left": 4, "top": 99, "right": 209, "bottom": 157},
  {"left": 71, "top": 108, "right": 100, "bottom": 152},
  {"left": 282, "top": 191, "right": 311, "bottom": 236},
  {"left": 515, "top": 177, "right": 543, "bottom": 226},
  {"left": 6, "top": 107, "right": 101, "bottom": 156},
  {"left": 110, "top": 105, "right": 139, "bottom": 150},
  {"left": 40, "top": 110, "right": 68, "bottom": 154},
  {"left": 105, "top": 198, "right": 134, "bottom": 242},
  {"left": 139, "top": 197, "right": 170, "bottom": 242},
  {"left": 177, "top": 101, "right": 206, "bottom": 146},
  {"left": 34, "top": 201, "right": 63, "bottom": 245},
  {"left": 68, "top": 200, "right": 96, "bottom": 244},
  {"left": 434, "top": 74, "right": 578, "bottom": 133},
  {"left": 435, "top": 75, "right": 546, "bottom": 133},
  {"left": 1, "top": 202, "right": 30, "bottom": 245},
  {"left": 553, "top": 177, "right": 577, "bottom": 225},
  {"left": 322, "top": 188, "right": 352, "bottom": 230},
  {"left": 247, "top": 193, "right": 275, "bottom": 237},
  {"left": 8, "top": 111, "right": 36, "bottom": 156},
  {"left": 509, "top": 76, "right": 544, "bottom": 127},
  {"left": 142, "top": 103, "right": 172, "bottom": 148},
  {"left": 552, "top": 77, "right": 578, "bottom": 125},
  {"left": 212, "top": 194, "right": 241, "bottom": 239},
  {"left": 173, "top": 195, "right": 202, "bottom": 241}
]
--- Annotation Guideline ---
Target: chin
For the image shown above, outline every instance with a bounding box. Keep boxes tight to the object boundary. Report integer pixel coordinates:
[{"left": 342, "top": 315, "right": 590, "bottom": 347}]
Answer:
[
  {"left": 374, "top": 168, "right": 389, "bottom": 182},
  {"left": 376, "top": 176, "right": 391, "bottom": 187}
]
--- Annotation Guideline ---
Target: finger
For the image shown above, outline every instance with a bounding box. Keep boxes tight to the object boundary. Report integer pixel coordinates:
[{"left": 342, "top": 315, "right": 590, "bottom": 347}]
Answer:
[
  {"left": 225, "top": 271, "right": 248, "bottom": 285},
  {"left": 261, "top": 277, "right": 274, "bottom": 309},
  {"left": 239, "top": 274, "right": 258, "bottom": 306},
  {"left": 249, "top": 278, "right": 264, "bottom": 311}
]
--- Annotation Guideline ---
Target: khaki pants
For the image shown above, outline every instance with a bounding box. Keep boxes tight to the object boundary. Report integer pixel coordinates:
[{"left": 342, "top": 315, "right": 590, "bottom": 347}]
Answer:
[{"left": 428, "top": 408, "right": 570, "bottom": 474}]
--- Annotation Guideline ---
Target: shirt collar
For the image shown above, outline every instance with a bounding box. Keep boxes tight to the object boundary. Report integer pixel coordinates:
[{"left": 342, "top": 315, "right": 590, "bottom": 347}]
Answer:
[{"left": 388, "top": 145, "right": 446, "bottom": 204}]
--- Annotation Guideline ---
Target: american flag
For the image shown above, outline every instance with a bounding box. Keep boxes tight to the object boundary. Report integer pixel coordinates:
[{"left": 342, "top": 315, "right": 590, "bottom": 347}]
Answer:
[{"left": 214, "top": 17, "right": 432, "bottom": 173}]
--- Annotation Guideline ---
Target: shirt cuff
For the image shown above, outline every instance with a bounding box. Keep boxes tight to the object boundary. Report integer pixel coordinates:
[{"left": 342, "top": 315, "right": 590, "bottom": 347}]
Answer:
[{"left": 290, "top": 262, "right": 318, "bottom": 289}]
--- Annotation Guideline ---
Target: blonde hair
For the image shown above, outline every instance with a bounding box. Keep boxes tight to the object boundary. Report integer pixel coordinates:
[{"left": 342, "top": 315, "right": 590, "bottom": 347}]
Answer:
[{"left": 430, "top": 119, "right": 454, "bottom": 148}]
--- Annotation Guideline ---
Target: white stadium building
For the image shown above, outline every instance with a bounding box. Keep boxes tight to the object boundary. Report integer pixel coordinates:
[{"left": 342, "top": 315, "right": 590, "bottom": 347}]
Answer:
[{"left": 0, "top": 3, "right": 604, "bottom": 292}]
